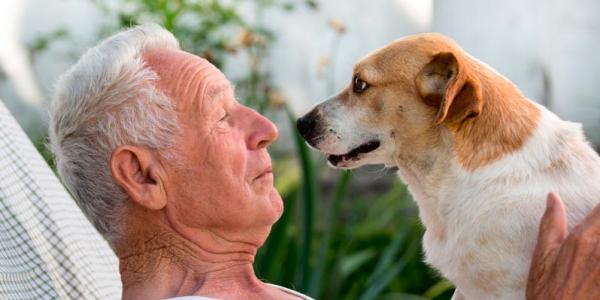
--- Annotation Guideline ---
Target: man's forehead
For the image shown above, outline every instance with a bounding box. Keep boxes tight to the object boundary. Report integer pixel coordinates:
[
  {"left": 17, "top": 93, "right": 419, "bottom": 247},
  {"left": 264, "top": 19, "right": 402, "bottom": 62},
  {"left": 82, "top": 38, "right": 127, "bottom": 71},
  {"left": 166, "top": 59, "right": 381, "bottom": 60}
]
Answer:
[
  {"left": 143, "top": 49, "right": 232, "bottom": 108},
  {"left": 143, "top": 49, "right": 214, "bottom": 76}
]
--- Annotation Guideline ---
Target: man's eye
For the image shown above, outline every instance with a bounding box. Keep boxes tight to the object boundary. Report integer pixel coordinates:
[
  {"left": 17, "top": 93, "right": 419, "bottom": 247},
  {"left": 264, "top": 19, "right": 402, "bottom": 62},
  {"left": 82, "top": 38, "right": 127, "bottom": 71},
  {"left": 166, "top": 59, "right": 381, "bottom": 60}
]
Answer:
[
  {"left": 353, "top": 75, "right": 369, "bottom": 93},
  {"left": 219, "top": 112, "right": 229, "bottom": 122}
]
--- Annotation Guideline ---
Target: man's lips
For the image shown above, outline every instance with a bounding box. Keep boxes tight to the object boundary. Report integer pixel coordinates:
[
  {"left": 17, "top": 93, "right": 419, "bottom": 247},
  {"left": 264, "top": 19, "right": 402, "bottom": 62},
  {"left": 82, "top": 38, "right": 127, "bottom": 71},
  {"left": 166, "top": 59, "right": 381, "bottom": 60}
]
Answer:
[{"left": 254, "top": 166, "right": 273, "bottom": 181}]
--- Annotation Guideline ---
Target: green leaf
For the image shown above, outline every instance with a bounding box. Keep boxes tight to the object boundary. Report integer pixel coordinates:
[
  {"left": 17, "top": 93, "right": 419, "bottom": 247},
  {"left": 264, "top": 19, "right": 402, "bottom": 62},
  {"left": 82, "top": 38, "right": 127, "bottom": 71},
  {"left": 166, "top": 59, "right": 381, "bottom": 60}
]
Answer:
[
  {"left": 286, "top": 106, "right": 317, "bottom": 292},
  {"left": 29, "top": 28, "right": 68, "bottom": 53},
  {"left": 305, "top": 0, "right": 319, "bottom": 10},
  {"left": 308, "top": 170, "right": 352, "bottom": 295},
  {"left": 340, "top": 248, "right": 377, "bottom": 277},
  {"left": 423, "top": 280, "right": 455, "bottom": 299},
  {"left": 380, "top": 293, "right": 429, "bottom": 300},
  {"left": 359, "top": 238, "right": 420, "bottom": 300},
  {"left": 367, "top": 224, "right": 411, "bottom": 286}
]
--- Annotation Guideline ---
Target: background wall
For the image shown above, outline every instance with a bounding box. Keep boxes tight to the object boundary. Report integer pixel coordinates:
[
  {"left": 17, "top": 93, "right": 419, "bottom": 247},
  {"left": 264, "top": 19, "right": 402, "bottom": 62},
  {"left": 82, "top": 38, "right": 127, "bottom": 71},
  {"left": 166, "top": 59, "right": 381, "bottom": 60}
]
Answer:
[
  {"left": 2, "top": 0, "right": 598, "bottom": 143},
  {"left": 433, "top": 0, "right": 600, "bottom": 143}
]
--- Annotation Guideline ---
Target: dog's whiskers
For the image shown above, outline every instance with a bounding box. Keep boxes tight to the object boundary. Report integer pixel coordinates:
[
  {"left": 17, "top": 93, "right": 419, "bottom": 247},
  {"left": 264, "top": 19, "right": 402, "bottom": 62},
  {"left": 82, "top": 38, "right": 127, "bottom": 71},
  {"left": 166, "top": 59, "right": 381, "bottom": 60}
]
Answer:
[{"left": 307, "top": 133, "right": 328, "bottom": 142}]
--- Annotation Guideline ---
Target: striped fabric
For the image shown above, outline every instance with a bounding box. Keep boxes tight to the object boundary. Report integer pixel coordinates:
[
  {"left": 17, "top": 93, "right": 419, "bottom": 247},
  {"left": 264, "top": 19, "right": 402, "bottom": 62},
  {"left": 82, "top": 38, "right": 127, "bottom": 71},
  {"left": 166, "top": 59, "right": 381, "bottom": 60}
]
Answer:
[{"left": 0, "top": 100, "right": 121, "bottom": 299}]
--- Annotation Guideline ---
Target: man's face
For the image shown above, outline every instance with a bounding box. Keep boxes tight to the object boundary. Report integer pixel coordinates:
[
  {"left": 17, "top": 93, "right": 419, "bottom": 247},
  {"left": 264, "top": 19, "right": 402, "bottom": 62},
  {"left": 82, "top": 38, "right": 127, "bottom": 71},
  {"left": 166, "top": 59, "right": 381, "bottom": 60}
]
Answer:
[{"left": 145, "top": 50, "right": 282, "bottom": 236}]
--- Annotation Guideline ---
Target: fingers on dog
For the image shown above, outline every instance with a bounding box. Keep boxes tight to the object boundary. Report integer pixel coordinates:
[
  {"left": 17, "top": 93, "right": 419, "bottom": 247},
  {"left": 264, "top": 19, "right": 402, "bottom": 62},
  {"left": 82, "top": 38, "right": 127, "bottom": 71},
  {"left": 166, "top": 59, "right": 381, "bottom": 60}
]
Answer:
[
  {"left": 561, "top": 201, "right": 600, "bottom": 257},
  {"left": 573, "top": 200, "right": 600, "bottom": 239},
  {"left": 536, "top": 192, "right": 568, "bottom": 252}
]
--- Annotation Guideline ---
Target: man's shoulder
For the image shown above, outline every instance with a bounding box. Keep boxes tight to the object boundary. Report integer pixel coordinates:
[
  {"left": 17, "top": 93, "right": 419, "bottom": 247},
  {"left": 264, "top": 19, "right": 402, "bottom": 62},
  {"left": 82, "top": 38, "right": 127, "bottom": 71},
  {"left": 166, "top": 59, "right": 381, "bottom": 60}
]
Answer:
[
  {"left": 164, "top": 296, "right": 217, "bottom": 300},
  {"left": 163, "top": 284, "right": 315, "bottom": 300}
]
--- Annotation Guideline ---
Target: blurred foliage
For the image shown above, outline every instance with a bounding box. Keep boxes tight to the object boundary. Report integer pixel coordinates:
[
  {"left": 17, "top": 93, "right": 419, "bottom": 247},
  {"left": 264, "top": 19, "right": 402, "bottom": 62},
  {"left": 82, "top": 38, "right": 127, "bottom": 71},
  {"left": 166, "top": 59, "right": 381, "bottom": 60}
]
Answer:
[
  {"left": 28, "top": 0, "right": 455, "bottom": 299},
  {"left": 29, "top": 28, "right": 69, "bottom": 56},
  {"left": 93, "top": 0, "right": 318, "bottom": 113}
]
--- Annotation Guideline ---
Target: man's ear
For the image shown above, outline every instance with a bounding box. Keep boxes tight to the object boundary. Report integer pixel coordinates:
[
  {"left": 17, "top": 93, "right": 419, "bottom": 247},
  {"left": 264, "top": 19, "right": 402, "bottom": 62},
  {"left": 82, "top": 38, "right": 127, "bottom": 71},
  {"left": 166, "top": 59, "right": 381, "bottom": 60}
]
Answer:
[
  {"left": 110, "top": 146, "right": 167, "bottom": 210},
  {"left": 415, "top": 52, "right": 483, "bottom": 125}
]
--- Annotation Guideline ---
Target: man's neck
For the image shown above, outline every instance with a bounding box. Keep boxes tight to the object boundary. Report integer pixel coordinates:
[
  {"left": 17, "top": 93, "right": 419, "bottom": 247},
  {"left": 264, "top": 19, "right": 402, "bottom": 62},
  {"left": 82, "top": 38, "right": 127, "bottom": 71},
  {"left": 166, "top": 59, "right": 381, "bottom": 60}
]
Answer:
[
  {"left": 116, "top": 215, "right": 272, "bottom": 299},
  {"left": 120, "top": 255, "right": 262, "bottom": 299}
]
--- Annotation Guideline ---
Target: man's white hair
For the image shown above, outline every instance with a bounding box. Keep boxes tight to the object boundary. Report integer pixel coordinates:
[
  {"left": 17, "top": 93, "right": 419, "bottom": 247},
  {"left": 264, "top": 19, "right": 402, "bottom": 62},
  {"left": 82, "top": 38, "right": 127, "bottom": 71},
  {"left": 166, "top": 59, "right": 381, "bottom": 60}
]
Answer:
[{"left": 48, "top": 23, "right": 181, "bottom": 244}]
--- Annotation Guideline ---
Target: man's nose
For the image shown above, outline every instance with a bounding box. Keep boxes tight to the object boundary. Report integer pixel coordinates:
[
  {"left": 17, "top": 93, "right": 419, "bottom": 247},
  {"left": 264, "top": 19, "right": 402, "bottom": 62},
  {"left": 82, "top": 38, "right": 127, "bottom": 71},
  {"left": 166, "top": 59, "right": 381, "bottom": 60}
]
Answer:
[{"left": 247, "top": 108, "right": 279, "bottom": 149}]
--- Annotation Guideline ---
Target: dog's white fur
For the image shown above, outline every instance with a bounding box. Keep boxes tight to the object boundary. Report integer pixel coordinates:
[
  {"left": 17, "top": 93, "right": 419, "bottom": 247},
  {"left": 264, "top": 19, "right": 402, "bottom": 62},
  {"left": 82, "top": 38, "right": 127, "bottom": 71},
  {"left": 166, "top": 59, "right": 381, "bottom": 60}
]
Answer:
[
  {"left": 298, "top": 34, "right": 600, "bottom": 299},
  {"left": 402, "top": 104, "right": 600, "bottom": 299}
]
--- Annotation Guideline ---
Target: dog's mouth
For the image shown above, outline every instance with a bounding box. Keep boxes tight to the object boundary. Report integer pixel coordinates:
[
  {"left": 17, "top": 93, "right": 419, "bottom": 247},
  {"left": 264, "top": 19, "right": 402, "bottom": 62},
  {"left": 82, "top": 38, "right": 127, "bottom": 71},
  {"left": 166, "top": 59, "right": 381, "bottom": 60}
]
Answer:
[{"left": 327, "top": 140, "right": 381, "bottom": 166}]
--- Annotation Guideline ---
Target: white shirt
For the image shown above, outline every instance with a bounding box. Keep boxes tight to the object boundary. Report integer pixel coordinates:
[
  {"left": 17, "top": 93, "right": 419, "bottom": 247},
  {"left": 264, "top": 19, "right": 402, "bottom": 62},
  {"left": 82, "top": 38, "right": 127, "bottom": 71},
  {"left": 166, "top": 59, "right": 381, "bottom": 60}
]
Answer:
[{"left": 164, "top": 283, "right": 315, "bottom": 300}]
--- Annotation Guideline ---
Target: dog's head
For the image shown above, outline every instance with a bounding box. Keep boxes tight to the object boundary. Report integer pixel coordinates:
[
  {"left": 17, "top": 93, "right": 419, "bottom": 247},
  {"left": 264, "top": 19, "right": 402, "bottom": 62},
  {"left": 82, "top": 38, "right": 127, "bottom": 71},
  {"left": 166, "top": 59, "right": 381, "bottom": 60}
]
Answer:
[{"left": 297, "top": 33, "right": 484, "bottom": 169}]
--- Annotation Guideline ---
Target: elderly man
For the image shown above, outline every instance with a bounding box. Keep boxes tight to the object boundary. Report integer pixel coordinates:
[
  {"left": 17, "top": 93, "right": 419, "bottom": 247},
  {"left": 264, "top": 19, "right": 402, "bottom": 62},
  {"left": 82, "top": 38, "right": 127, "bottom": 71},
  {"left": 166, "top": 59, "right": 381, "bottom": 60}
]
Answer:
[
  {"left": 48, "top": 24, "right": 600, "bottom": 299},
  {"left": 49, "top": 24, "right": 310, "bottom": 299}
]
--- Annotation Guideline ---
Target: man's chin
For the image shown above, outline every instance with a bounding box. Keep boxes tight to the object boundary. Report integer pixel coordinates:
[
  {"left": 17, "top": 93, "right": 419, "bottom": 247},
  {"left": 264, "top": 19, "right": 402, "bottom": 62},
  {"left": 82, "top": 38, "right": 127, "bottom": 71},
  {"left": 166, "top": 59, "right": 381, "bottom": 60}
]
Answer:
[{"left": 268, "top": 188, "right": 284, "bottom": 221}]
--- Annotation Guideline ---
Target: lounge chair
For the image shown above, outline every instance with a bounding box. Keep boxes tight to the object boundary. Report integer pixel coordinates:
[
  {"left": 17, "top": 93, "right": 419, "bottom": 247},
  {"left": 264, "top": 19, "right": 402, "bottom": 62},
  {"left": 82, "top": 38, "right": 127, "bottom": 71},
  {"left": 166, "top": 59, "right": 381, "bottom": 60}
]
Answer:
[{"left": 0, "top": 100, "right": 121, "bottom": 299}]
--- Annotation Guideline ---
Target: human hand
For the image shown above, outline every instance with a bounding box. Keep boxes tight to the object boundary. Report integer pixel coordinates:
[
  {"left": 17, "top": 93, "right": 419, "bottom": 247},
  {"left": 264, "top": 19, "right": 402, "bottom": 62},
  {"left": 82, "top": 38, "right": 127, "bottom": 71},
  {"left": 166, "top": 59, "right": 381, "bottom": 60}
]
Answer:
[{"left": 526, "top": 192, "right": 600, "bottom": 299}]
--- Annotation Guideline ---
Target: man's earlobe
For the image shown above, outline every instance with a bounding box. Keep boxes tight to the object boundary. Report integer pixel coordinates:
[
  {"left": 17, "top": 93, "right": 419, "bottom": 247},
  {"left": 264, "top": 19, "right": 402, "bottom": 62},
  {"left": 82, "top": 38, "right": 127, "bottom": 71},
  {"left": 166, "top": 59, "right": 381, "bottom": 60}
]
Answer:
[
  {"left": 415, "top": 52, "right": 483, "bottom": 125},
  {"left": 110, "top": 146, "right": 167, "bottom": 210}
]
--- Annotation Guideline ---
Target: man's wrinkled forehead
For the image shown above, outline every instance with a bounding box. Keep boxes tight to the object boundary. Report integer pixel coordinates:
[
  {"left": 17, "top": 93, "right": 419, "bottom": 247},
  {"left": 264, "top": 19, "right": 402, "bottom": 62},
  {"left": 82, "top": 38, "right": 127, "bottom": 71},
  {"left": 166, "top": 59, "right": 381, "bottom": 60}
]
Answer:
[{"left": 143, "top": 49, "right": 231, "bottom": 111}]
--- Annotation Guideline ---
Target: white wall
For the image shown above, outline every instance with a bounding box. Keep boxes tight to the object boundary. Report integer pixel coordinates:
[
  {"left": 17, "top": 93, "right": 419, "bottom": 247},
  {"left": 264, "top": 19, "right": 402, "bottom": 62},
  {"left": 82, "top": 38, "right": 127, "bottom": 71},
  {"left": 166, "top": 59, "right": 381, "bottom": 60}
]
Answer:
[
  {"left": 1, "top": 0, "right": 599, "bottom": 144},
  {"left": 256, "top": 0, "right": 431, "bottom": 114},
  {"left": 434, "top": 0, "right": 600, "bottom": 143},
  {"left": 0, "top": 0, "right": 106, "bottom": 132}
]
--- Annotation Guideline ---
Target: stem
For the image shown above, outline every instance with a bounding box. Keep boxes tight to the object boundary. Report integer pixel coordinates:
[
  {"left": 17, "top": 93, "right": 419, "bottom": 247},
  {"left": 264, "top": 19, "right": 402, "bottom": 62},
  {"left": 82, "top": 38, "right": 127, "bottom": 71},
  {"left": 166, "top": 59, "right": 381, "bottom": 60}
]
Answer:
[{"left": 287, "top": 106, "right": 317, "bottom": 292}]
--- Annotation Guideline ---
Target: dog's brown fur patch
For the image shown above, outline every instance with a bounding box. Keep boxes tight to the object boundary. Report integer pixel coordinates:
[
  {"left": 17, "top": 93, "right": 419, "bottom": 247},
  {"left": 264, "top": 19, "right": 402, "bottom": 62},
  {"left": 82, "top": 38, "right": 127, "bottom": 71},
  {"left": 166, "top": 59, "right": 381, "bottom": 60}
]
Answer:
[
  {"left": 409, "top": 36, "right": 540, "bottom": 171},
  {"left": 449, "top": 61, "right": 540, "bottom": 171}
]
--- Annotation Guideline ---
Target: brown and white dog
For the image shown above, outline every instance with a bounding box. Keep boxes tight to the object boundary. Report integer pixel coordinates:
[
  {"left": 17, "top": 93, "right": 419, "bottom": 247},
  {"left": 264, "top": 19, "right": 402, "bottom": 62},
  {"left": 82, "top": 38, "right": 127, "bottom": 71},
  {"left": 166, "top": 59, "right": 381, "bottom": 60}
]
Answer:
[{"left": 296, "top": 33, "right": 600, "bottom": 299}]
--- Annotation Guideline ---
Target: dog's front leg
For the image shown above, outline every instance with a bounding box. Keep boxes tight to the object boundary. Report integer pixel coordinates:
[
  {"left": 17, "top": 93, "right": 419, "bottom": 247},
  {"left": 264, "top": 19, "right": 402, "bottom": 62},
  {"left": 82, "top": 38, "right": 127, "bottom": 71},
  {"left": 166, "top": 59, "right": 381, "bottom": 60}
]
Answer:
[{"left": 451, "top": 289, "right": 466, "bottom": 300}]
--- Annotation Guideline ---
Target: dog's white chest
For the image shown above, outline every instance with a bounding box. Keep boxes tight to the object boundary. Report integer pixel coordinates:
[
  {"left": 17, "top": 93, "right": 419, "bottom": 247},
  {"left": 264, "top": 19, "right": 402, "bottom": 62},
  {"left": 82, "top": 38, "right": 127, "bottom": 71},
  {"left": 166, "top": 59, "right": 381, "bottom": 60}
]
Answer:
[
  {"left": 410, "top": 136, "right": 600, "bottom": 299},
  {"left": 419, "top": 194, "right": 536, "bottom": 300}
]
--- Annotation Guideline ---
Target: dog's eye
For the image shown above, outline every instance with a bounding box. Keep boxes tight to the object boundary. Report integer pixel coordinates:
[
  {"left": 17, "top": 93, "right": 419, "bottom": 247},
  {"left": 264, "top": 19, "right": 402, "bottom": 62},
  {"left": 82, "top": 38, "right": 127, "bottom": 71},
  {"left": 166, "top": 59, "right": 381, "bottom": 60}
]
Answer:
[{"left": 353, "top": 75, "right": 369, "bottom": 93}]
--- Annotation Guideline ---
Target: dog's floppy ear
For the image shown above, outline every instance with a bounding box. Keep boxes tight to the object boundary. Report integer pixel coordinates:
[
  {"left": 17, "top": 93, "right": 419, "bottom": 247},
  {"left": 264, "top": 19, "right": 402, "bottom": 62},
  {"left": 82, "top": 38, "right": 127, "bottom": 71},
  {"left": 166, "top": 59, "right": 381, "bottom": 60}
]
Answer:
[{"left": 416, "top": 52, "right": 483, "bottom": 125}]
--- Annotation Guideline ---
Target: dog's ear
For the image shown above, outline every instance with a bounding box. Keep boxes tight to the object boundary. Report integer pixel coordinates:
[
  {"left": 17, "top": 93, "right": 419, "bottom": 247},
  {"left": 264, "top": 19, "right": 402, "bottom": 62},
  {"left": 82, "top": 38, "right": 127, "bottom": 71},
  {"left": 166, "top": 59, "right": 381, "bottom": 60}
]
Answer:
[{"left": 416, "top": 52, "right": 483, "bottom": 125}]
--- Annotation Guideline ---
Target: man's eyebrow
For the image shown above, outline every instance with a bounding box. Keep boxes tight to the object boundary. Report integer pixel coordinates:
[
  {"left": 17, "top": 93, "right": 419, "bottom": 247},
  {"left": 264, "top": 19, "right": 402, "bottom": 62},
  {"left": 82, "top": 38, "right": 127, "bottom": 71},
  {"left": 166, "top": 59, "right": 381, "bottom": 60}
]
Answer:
[{"left": 206, "top": 83, "right": 235, "bottom": 101}]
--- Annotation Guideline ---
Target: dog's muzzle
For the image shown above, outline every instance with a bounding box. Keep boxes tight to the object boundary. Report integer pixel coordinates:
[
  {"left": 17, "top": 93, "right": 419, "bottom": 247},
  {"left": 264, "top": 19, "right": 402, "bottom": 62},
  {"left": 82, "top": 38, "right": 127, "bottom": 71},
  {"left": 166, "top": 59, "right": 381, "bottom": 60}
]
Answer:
[
  {"left": 297, "top": 107, "right": 381, "bottom": 168},
  {"left": 296, "top": 108, "right": 322, "bottom": 147}
]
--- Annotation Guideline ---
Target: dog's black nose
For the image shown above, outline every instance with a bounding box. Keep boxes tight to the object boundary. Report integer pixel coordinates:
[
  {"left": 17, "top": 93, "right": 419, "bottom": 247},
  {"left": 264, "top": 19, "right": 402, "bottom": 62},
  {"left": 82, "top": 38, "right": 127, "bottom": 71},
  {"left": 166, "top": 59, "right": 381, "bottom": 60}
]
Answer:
[{"left": 296, "top": 115, "right": 317, "bottom": 138}]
